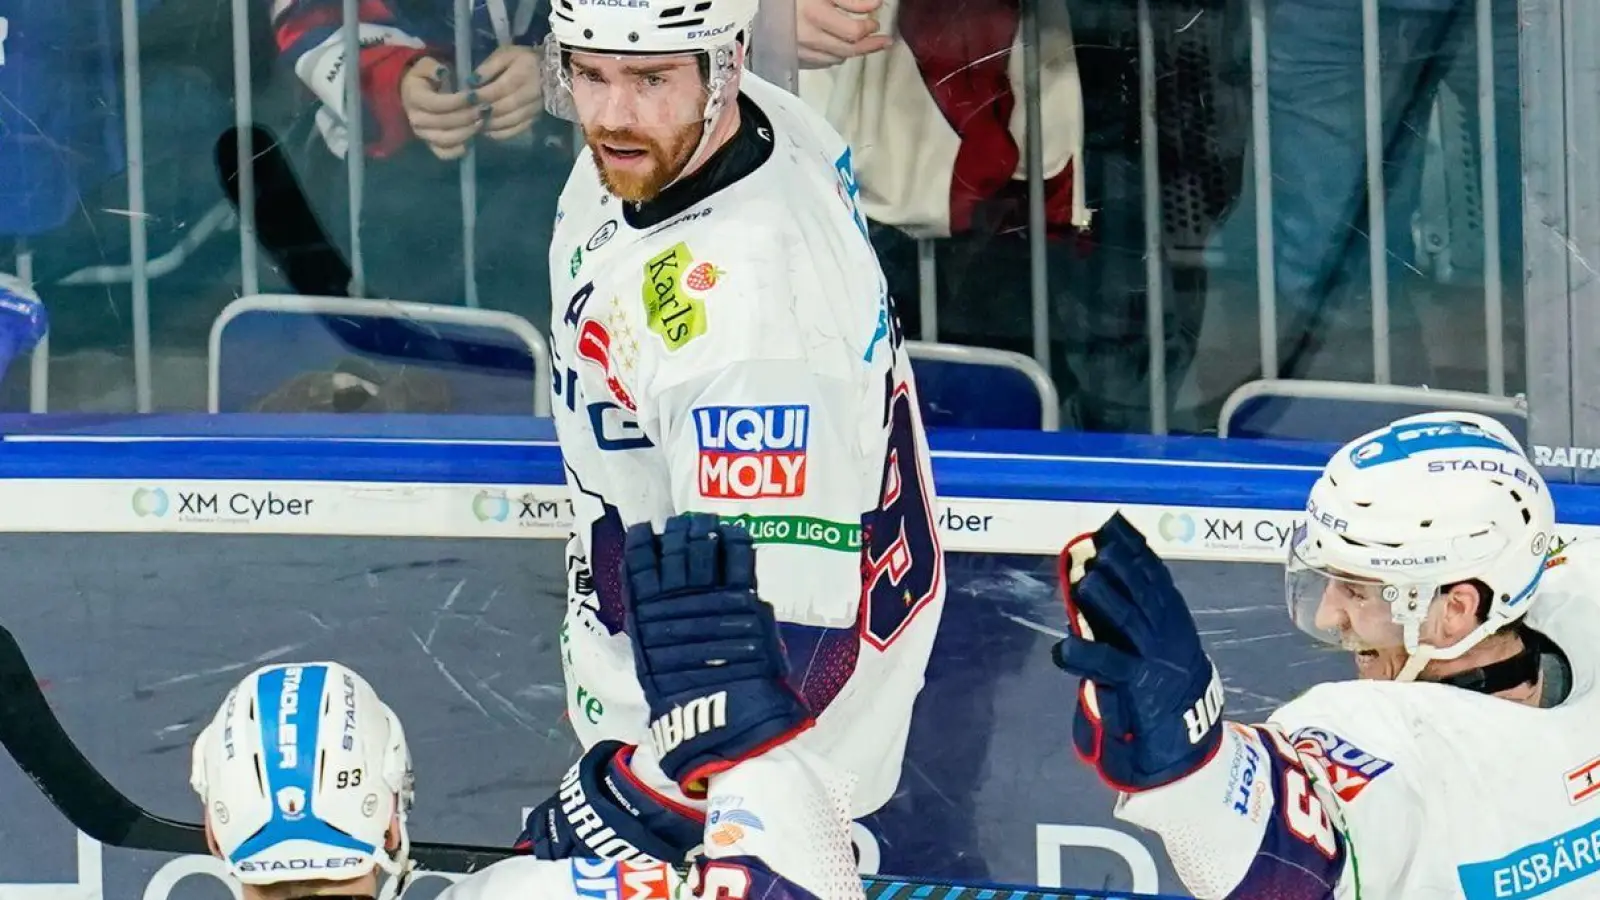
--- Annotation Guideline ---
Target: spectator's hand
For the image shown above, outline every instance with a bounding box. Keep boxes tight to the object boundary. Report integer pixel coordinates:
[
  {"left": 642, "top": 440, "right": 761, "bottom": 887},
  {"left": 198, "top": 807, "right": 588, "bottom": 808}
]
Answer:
[
  {"left": 472, "top": 45, "right": 544, "bottom": 142},
  {"left": 798, "top": 0, "right": 892, "bottom": 69},
  {"left": 401, "top": 57, "right": 482, "bottom": 160}
]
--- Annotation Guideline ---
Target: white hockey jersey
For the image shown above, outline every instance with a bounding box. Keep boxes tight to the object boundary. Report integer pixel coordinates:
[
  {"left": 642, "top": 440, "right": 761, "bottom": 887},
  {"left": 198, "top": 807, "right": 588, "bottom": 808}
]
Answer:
[
  {"left": 546, "top": 71, "right": 946, "bottom": 818},
  {"left": 435, "top": 746, "right": 864, "bottom": 900},
  {"left": 1115, "top": 537, "right": 1600, "bottom": 899}
]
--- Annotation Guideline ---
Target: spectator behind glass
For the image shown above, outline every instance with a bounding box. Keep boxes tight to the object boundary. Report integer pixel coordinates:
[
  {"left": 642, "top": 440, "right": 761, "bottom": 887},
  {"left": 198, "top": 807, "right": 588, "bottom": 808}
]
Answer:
[
  {"left": 267, "top": 0, "right": 567, "bottom": 325},
  {"left": 0, "top": 0, "right": 236, "bottom": 411},
  {"left": 1205, "top": 0, "right": 1521, "bottom": 396},
  {"left": 800, "top": 0, "right": 1245, "bottom": 433}
]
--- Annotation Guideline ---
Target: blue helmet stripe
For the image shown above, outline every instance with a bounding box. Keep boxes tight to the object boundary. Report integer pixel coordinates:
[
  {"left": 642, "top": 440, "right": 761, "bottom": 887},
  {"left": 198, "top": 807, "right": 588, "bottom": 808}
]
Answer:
[
  {"left": 231, "top": 665, "right": 376, "bottom": 862},
  {"left": 1350, "top": 426, "right": 1514, "bottom": 469}
]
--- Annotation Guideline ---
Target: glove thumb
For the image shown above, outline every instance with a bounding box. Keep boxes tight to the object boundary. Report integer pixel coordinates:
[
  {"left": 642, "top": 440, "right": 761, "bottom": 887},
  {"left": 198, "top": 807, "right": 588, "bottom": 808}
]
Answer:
[{"left": 1052, "top": 634, "right": 1139, "bottom": 688}]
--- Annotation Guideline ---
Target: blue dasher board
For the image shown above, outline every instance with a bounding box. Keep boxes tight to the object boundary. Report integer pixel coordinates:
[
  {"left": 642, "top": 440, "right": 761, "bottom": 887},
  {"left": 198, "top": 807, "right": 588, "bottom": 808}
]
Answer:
[{"left": 1, "top": 415, "right": 1597, "bottom": 900}]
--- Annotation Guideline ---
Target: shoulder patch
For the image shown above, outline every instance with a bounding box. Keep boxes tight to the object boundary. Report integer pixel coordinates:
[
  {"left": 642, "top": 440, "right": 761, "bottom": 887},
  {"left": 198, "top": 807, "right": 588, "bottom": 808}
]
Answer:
[
  {"left": 642, "top": 242, "right": 712, "bottom": 351},
  {"left": 1290, "top": 725, "right": 1394, "bottom": 802}
]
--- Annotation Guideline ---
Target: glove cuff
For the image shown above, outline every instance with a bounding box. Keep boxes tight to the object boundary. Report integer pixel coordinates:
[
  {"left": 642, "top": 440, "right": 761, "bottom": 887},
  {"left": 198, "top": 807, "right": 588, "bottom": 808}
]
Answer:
[{"left": 652, "top": 680, "right": 816, "bottom": 788}]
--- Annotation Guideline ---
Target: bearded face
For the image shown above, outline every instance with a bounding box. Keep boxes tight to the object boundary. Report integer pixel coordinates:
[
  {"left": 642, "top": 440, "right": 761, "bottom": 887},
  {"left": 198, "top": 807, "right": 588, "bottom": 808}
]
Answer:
[
  {"left": 585, "top": 118, "right": 706, "bottom": 203},
  {"left": 567, "top": 52, "right": 712, "bottom": 203}
]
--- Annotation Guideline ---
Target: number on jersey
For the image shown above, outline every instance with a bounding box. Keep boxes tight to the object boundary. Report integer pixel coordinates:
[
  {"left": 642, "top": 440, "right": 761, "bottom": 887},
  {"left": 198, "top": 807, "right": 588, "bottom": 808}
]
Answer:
[{"left": 860, "top": 380, "right": 941, "bottom": 649}]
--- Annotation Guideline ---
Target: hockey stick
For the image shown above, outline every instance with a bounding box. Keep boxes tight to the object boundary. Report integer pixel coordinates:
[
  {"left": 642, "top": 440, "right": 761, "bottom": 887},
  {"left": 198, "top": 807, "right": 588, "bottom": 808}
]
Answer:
[
  {"left": 0, "top": 619, "right": 518, "bottom": 873},
  {"left": 216, "top": 125, "right": 355, "bottom": 298},
  {"left": 0, "top": 621, "right": 1166, "bottom": 898}
]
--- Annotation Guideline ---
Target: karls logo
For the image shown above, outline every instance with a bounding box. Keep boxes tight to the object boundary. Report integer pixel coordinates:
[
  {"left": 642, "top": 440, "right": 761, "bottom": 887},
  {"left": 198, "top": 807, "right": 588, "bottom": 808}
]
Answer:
[
  {"left": 694, "top": 405, "right": 808, "bottom": 500},
  {"left": 650, "top": 692, "right": 728, "bottom": 759},
  {"left": 642, "top": 241, "right": 709, "bottom": 351}
]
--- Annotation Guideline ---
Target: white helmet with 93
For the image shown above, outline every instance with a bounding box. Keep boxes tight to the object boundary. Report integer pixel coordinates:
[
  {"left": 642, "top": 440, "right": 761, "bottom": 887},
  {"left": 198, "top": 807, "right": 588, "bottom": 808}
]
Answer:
[
  {"left": 191, "top": 662, "right": 414, "bottom": 890},
  {"left": 1286, "top": 411, "right": 1556, "bottom": 683}
]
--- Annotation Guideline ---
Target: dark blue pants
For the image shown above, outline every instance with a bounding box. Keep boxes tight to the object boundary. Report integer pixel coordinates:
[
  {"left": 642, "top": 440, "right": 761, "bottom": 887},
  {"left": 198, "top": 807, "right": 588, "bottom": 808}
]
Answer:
[{"left": 1248, "top": 0, "right": 1521, "bottom": 376}]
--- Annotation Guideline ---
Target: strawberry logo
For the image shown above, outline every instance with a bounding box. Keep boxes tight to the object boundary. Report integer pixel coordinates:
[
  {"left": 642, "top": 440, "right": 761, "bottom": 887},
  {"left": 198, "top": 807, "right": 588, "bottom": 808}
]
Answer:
[{"left": 684, "top": 261, "right": 721, "bottom": 292}]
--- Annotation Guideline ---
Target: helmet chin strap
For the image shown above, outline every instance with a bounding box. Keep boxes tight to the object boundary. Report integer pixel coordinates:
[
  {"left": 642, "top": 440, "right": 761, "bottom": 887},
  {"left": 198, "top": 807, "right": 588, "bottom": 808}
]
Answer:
[
  {"left": 658, "top": 42, "right": 746, "bottom": 195},
  {"left": 1394, "top": 618, "right": 1542, "bottom": 694}
]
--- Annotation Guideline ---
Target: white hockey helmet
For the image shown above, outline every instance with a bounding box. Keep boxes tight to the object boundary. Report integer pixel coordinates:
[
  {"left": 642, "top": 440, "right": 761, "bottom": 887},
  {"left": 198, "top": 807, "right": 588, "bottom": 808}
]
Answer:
[
  {"left": 1286, "top": 410, "right": 1556, "bottom": 682},
  {"left": 191, "top": 662, "right": 414, "bottom": 887},
  {"left": 543, "top": 0, "right": 757, "bottom": 129}
]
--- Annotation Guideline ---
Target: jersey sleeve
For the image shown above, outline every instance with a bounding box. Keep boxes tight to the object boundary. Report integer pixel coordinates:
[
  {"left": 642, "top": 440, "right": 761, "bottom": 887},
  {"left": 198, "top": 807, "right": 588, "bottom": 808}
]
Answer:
[
  {"left": 269, "top": 0, "right": 431, "bottom": 157},
  {"left": 1112, "top": 684, "right": 1423, "bottom": 899},
  {"left": 696, "top": 743, "right": 866, "bottom": 900},
  {"left": 434, "top": 745, "right": 859, "bottom": 900}
]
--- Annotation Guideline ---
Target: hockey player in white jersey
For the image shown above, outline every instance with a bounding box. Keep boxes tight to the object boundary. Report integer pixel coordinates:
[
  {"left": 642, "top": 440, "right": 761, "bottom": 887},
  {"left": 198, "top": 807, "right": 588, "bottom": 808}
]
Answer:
[
  {"left": 187, "top": 516, "right": 861, "bottom": 900},
  {"left": 1051, "top": 410, "right": 1600, "bottom": 899},
  {"left": 527, "top": 0, "right": 945, "bottom": 870}
]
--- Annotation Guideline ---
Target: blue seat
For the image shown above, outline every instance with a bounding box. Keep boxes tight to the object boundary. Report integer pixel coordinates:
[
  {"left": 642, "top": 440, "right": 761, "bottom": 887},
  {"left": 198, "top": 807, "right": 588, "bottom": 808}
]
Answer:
[
  {"left": 905, "top": 341, "right": 1060, "bottom": 431},
  {"left": 208, "top": 295, "right": 551, "bottom": 415},
  {"left": 1218, "top": 379, "right": 1527, "bottom": 443}
]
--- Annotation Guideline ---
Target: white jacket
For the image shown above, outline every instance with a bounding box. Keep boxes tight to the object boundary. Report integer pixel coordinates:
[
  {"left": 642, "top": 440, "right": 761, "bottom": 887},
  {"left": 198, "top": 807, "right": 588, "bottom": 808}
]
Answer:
[{"left": 798, "top": 0, "right": 1089, "bottom": 239}]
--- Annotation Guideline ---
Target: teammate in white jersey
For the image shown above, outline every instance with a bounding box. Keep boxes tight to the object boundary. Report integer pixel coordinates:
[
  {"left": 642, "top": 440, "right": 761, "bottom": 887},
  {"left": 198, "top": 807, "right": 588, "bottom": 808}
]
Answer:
[
  {"left": 525, "top": 0, "right": 945, "bottom": 869},
  {"left": 1051, "top": 410, "right": 1600, "bottom": 899},
  {"left": 188, "top": 518, "right": 860, "bottom": 900}
]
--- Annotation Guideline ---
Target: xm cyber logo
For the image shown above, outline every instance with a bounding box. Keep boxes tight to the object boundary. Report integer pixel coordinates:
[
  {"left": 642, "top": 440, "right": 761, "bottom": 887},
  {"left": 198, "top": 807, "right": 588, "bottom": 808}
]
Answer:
[
  {"left": 1158, "top": 512, "right": 1196, "bottom": 543},
  {"left": 472, "top": 491, "right": 511, "bottom": 522},
  {"left": 1157, "top": 510, "right": 1302, "bottom": 552},
  {"left": 472, "top": 491, "right": 573, "bottom": 527},
  {"left": 131, "top": 488, "right": 170, "bottom": 517}
]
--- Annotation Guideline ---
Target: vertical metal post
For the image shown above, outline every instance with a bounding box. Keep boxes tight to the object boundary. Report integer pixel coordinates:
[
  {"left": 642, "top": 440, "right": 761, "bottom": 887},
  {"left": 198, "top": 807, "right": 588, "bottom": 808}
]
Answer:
[
  {"left": 1562, "top": 0, "right": 1600, "bottom": 479},
  {"left": 17, "top": 247, "right": 47, "bottom": 412},
  {"left": 342, "top": 0, "right": 367, "bottom": 297},
  {"left": 1137, "top": 0, "right": 1168, "bottom": 434},
  {"left": 1518, "top": 0, "right": 1571, "bottom": 474},
  {"left": 121, "top": 0, "right": 152, "bottom": 411},
  {"left": 456, "top": 0, "right": 481, "bottom": 308},
  {"left": 231, "top": 0, "right": 260, "bottom": 297},
  {"left": 1361, "top": 0, "right": 1390, "bottom": 384},
  {"left": 1022, "top": 0, "right": 1052, "bottom": 377},
  {"left": 1476, "top": 0, "right": 1505, "bottom": 395},
  {"left": 1250, "top": 0, "right": 1278, "bottom": 378},
  {"left": 917, "top": 239, "right": 938, "bottom": 340},
  {"left": 749, "top": 0, "right": 799, "bottom": 92}
]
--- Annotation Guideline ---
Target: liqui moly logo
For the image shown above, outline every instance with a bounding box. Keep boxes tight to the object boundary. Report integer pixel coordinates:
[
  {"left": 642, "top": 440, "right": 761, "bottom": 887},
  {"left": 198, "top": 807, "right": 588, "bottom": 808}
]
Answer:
[{"left": 693, "top": 405, "right": 808, "bottom": 500}]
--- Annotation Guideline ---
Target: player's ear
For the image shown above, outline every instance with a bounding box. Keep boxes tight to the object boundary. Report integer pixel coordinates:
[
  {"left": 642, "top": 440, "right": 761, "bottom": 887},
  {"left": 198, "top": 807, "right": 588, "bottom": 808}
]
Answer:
[{"left": 1436, "top": 582, "right": 1483, "bottom": 643}]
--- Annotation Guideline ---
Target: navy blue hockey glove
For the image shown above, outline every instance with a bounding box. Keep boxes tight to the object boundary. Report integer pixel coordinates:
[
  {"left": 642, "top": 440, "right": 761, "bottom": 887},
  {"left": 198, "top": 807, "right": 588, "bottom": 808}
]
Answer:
[
  {"left": 1051, "top": 513, "right": 1226, "bottom": 792},
  {"left": 515, "top": 740, "right": 703, "bottom": 863},
  {"left": 622, "top": 513, "right": 815, "bottom": 788}
]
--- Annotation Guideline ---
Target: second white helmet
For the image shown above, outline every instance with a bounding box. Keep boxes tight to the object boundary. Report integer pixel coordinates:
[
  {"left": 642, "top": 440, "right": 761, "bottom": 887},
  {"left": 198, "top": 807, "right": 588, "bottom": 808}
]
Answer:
[
  {"left": 191, "top": 662, "right": 414, "bottom": 886},
  {"left": 1286, "top": 411, "right": 1556, "bottom": 680}
]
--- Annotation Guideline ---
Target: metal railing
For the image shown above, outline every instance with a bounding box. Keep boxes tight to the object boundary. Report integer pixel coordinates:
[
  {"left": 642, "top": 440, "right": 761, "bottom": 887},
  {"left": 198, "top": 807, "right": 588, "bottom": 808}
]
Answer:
[
  {"left": 207, "top": 294, "right": 553, "bottom": 416},
  {"left": 10, "top": 0, "right": 1518, "bottom": 427}
]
